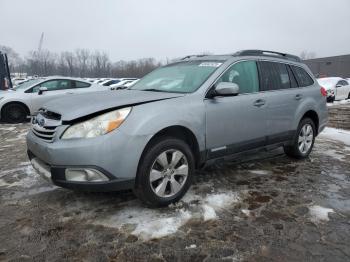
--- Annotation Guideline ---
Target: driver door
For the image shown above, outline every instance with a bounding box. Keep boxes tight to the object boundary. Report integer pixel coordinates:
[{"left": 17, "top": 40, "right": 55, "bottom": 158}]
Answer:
[
  {"left": 205, "top": 60, "right": 268, "bottom": 159},
  {"left": 29, "top": 79, "right": 74, "bottom": 113}
]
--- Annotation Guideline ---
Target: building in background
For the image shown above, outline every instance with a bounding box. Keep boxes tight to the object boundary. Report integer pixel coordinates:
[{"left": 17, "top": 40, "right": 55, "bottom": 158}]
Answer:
[{"left": 304, "top": 55, "right": 350, "bottom": 78}]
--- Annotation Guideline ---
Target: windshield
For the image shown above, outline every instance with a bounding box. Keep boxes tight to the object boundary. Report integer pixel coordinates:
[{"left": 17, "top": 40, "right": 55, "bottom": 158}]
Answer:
[
  {"left": 13, "top": 79, "right": 41, "bottom": 90},
  {"left": 130, "top": 61, "right": 223, "bottom": 93}
]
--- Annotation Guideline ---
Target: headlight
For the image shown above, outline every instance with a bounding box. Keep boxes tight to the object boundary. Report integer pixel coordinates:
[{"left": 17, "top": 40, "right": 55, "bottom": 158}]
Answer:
[{"left": 61, "top": 107, "right": 131, "bottom": 139}]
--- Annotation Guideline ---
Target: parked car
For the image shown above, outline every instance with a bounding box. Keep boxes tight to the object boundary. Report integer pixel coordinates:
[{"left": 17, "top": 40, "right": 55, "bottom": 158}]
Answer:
[
  {"left": 0, "top": 77, "right": 110, "bottom": 123},
  {"left": 110, "top": 79, "right": 138, "bottom": 89},
  {"left": 317, "top": 77, "right": 350, "bottom": 102},
  {"left": 27, "top": 50, "right": 328, "bottom": 207}
]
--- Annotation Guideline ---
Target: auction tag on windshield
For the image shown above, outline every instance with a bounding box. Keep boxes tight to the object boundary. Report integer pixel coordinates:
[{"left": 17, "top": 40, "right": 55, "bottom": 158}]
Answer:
[{"left": 199, "top": 62, "right": 222, "bottom": 67}]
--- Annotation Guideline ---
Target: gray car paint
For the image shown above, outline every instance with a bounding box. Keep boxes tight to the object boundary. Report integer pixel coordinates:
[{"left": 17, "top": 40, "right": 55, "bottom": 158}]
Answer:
[{"left": 26, "top": 54, "right": 328, "bottom": 185}]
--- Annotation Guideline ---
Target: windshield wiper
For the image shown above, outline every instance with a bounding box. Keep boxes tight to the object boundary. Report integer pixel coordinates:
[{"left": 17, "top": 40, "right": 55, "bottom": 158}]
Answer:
[{"left": 141, "top": 88, "right": 164, "bottom": 92}]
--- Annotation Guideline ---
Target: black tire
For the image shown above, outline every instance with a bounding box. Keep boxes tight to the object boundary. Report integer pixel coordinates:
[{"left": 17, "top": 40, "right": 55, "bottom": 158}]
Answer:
[
  {"left": 347, "top": 92, "right": 350, "bottom": 100},
  {"left": 134, "top": 137, "right": 195, "bottom": 207},
  {"left": 1, "top": 103, "right": 28, "bottom": 123},
  {"left": 284, "top": 118, "right": 316, "bottom": 159}
]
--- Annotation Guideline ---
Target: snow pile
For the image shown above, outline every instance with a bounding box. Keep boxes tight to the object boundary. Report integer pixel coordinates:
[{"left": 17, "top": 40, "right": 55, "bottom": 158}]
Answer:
[
  {"left": 319, "top": 127, "right": 350, "bottom": 146},
  {"left": 93, "top": 190, "right": 240, "bottom": 240},
  {"left": 309, "top": 205, "right": 334, "bottom": 223}
]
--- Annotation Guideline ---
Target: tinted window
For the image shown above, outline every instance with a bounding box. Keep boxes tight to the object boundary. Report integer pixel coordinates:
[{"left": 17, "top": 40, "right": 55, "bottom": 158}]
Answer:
[
  {"left": 337, "top": 80, "right": 348, "bottom": 86},
  {"left": 287, "top": 65, "right": 298, "bottom": 88},
  {"left": 103, "top": 79, "right": 120, "bottom": 86},
  {"left": 291, "top": 66, "right": 314, "bottom": 87},
  {"left": 217, "top": 61, "right": 259, "bottom": 94},
  {"left": 75, "top": 81, "right": 91, "bottom": 88},
  {"left": 258, "top": 61, "right": 291, "bottom": 91}
]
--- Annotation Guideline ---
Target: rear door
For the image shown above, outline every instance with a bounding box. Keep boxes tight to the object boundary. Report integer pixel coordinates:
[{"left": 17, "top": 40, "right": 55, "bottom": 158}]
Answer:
[
  {"left": 257, "top": 61, "right": 299, "bottom": 144},
  {"left": 205, "top": 60, "right": 268, "bottom": 158}
]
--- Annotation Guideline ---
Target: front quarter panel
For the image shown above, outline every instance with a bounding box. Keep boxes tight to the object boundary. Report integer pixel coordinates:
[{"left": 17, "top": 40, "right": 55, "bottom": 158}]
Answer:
[{"left": 119, "top": 95, "right": 206, "bottom": 152}]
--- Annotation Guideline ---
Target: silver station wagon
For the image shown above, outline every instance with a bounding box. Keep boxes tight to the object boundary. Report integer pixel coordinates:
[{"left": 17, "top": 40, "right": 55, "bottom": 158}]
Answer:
[{"left": 26, "top": 50, "right": 328, "bottom": 207}]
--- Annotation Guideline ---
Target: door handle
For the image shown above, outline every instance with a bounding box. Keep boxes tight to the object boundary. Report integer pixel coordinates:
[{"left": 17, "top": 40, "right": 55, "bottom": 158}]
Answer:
[
  {"left": 295, "top": 94, "right": 303, "bottom": 100},
  {"left": 253, "top": 99, "right": 266, "bottom": 107},
  {"left": 65, "top": 92, "right": 74, "bottom": 94}
]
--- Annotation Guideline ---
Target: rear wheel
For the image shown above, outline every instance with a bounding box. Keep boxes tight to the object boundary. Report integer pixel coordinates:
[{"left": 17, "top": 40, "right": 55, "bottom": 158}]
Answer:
[
  {"left": 134, "top": 137, "right": 194, "bottom": 207},
  {"left": 1, "top": 103, "right": 28, "bottom": 123},
  {"left": 284, "top": 118, "right": 316, "bottom": 159}
]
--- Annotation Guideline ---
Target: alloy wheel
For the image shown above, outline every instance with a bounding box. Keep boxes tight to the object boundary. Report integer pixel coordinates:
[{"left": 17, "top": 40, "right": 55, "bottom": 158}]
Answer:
[
  {"left": 298, "top": 124, "right": 313, "bottom": 154},
  {"left": 149, "top": 149, "right": 189, "bottom": 198}
]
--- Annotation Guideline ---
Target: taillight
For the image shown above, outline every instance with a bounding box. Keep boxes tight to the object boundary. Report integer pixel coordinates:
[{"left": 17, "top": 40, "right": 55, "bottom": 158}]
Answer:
[{"left": 320, "top": 87, "right": 327, "bottom": 97}]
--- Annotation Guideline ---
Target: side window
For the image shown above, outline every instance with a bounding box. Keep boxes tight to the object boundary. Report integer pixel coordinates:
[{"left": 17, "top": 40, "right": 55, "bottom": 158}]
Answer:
[
  {"left": 258, "top": 61, "right": 291, "bottom": 91},
  {"left": 337, "top": 80, "right": 348, "bottom": 86},
  {"left": 217, "top": 61, "right": 259, "bottom": 94},
  {"left": 287, "top": 65, "right": 298, "bottom": 88},
  {"left": 74, "top": 81, "right": 91, "bottom": 88},
  {"left": 33, "top": 80, "right": 72, "bottom": 92},
  {"left": 291, "top": 66, "right": 314, "bottom": 87}
]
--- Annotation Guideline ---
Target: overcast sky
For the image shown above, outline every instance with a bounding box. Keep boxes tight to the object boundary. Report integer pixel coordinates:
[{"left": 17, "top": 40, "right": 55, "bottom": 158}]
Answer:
[{"left": 1, "top": 0, "right": 349, "bottom": 61}]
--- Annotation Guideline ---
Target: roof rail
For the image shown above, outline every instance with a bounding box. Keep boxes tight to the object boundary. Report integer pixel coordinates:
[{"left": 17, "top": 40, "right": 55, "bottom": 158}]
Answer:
[
  {"left": 180, "top": 54, "right": 207, "bottom": 60},
  {"left": 233, "top": 50, "right": 301, "bottom": 62}
]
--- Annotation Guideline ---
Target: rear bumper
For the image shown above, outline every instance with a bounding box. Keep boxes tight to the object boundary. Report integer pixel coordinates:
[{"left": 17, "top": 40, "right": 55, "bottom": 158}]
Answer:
[{"left": 28, "top": 151, "right": 135, "bottom": 192}]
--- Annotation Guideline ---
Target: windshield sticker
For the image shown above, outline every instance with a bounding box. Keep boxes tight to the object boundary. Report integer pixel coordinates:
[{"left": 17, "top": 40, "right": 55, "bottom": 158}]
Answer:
[{"left": 198, "top": 62, "right": 222, "bottom": 68}]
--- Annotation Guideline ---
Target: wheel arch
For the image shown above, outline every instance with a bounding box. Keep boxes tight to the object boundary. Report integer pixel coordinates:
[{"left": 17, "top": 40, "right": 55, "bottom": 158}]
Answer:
[
  {"left": 138, "top": 125, "right": 203, "bottom": 170},
  {"left": 300, "top": 110, "right": 319, "bottom": 135}
]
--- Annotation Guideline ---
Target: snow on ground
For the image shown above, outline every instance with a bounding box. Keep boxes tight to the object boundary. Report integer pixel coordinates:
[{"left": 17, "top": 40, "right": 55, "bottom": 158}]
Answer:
[
  {"left": 309, "top": 205, "right": 335, "bottom": 223},
  {"left": 327, "top": 100, "right": 350, "bottom": 107},
  {"left": 249, "top": 170, "right": 270, "bottom": 175},
  {"left": 0, "top": 126, "right": 16, "bottom": 132},
  {"left": 319, "top": 127, "right": 350, "bottom": 146},
  {"left": 0, "top": 165, "right": 39, "bottom": 188},
  {"left": 322, "top": 149, "right": 346, "bottom": 161},
  {"left": 92, "top": 190, "right": 241, "bottom": 241}
]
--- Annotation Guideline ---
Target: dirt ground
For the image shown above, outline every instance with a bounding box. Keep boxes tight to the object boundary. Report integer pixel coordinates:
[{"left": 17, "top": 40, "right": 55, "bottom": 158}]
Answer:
[{"left": 0, "top": 124, "right": 349, "bottom": 262}]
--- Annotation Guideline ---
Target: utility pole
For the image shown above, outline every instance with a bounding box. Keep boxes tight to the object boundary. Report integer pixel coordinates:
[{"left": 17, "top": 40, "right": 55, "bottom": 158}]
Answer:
[{"left": 38, "top": 32, "right": 44, "bottom": 52}]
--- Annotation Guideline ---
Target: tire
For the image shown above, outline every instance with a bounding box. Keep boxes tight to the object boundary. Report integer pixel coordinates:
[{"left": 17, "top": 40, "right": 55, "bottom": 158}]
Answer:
[
  {"left": 284, "top": 118, "right": 316, "bottom": 159},
  {"left": 134, "top": 137, "right": 195, "bottom": 207},
  {"left": 347, "top": 92, "right": 350, "bottom": 100},
  {"left": 1, "top": 103, "right": 28, "bottom": 123}
]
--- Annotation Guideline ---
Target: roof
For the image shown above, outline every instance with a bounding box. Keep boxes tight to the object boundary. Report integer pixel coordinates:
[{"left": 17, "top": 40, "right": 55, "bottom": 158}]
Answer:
[{"left": 179, "top": 50, "right": 302, "bottom": 64}]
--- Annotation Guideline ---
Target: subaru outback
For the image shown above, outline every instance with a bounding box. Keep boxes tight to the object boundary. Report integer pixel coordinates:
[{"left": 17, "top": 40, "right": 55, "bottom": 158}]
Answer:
[{"left": 26, "top": 50, "right": 328, "bottom": 207}]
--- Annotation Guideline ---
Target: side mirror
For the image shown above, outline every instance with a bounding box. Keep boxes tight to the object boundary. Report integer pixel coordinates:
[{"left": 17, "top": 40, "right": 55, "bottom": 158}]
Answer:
[
  {"left": 335, "top": 84, "right": 342, "bottom": 88},
  {"left": 38, "top": 87, "right": 48, "bottom": 95},
  {"left": 212, "top": 82, "right": 239, "bottom": 97}
]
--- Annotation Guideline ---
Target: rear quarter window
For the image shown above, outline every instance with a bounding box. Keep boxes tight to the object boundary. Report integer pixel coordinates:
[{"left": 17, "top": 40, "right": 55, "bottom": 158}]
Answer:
[
  {"left": 291, "top": 66, "right": 314, "bottom": 87},
  {"left": 75, "top": 81, "right": 91, "bottom": 88}
]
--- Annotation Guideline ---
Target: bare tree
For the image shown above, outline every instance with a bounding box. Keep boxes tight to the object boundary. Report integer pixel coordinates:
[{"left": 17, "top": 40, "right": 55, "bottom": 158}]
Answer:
[
  {"left": 62, "top": 51, "right": 75, "bottom": 76},
  {"left": 75, "top": 49, "right": 90, "bottom": 77},
  {"left": 300, "top": 50, "right": 317, "bottom": 60},
  {"left": 1, "top": 45, "right": 163, "bottom": 78}
]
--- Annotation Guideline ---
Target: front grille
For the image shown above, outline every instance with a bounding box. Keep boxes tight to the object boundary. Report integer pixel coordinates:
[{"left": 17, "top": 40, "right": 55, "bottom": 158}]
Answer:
[{"left": 32, "top": 124, "right": 57, "bottom": 142}]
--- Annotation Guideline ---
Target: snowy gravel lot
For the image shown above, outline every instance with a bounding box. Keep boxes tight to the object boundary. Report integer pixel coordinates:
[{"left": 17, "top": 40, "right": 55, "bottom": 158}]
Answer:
[{"left": 0, "top": 124, "right": 350, "bottom": 261}]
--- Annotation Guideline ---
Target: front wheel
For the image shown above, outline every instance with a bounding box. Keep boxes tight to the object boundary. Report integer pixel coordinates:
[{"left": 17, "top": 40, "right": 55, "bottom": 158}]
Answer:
[
  {"left": 284, "top": 118, "right": 316, "bottom": 159},
  {"left": 1, "top": 103, "right": 28, "bottom": 123},
  {"left": 134, "top": 137, "right": 195, "bottom": 207}
]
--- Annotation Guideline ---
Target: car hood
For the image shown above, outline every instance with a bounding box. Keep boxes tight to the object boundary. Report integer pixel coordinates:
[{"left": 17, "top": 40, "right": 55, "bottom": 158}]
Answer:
[{"left": 42, "top": 90, "right": 185, "bottom": 122}]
